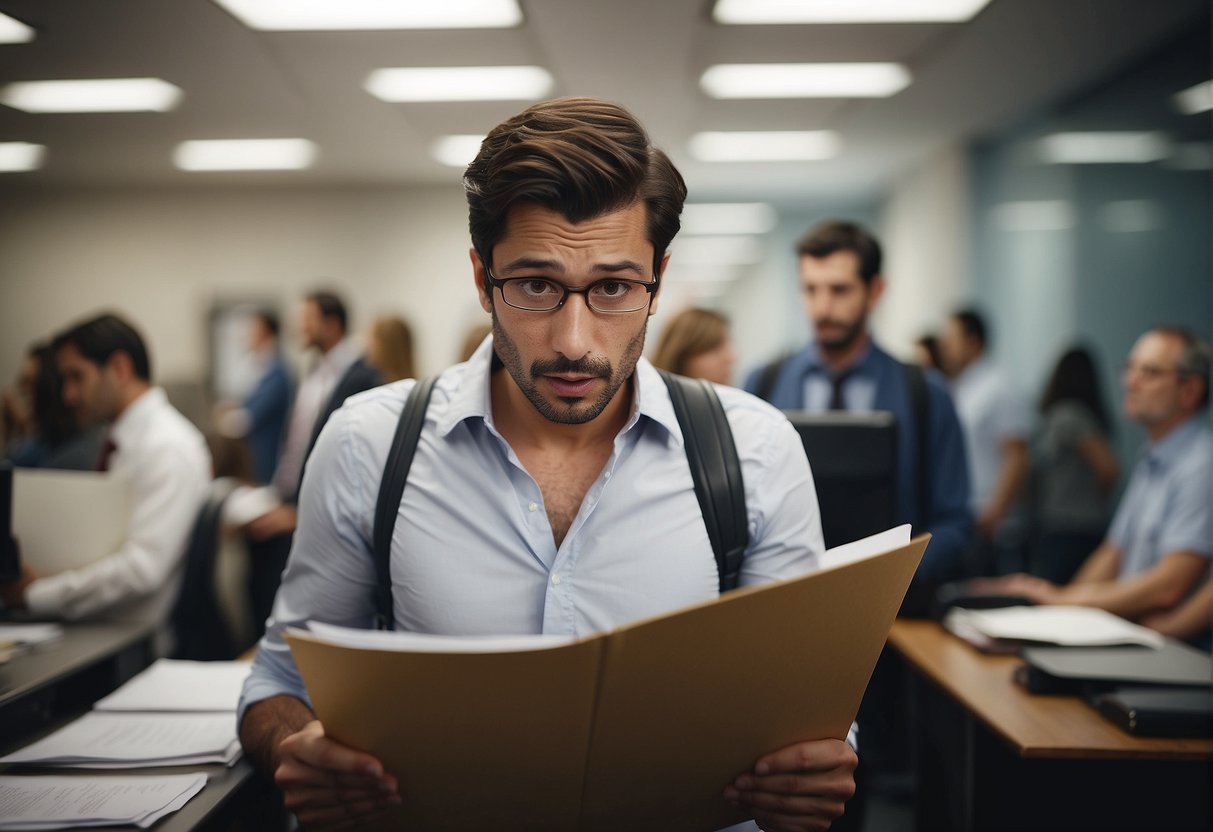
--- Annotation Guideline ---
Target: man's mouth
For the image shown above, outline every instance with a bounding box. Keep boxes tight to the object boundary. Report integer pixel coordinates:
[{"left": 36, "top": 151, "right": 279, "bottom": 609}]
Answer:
[{"left": 545, "top": 375, "right": 598, "bottom": 398}]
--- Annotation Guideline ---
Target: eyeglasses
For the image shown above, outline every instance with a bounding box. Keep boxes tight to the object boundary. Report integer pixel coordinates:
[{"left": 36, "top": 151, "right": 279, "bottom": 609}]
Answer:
[
  {"left": 485, "top": 267, "right": 658, "bottom": 314},
  {"left": 1122, "top": 362, "right": 1182, "bottom": 381}
]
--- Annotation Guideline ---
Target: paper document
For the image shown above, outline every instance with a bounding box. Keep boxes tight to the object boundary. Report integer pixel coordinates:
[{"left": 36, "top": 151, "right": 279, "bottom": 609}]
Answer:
[
  {"left": 0, "top": 713, "right": 240, "bottom": 769},
  {"left": 0, "top": 773, "right": 206, "bottom": 830},
  {"left": 219, "top": 484, "right": 280, "bottom": 528},
  {"left": 944, "top": 605, "right": 1166, "bottom": 649},
  {"left": 821, "top": 524, "right": 911, "bottom": 569},
  {"left": 287, "top": 529, "right": 929, "bottom": 832},
  {"left": 93, "top": 659, "right": 252, "bottom": 713},
  {"left": 12, "top": 469, "right": 133, "bottom": 576}
]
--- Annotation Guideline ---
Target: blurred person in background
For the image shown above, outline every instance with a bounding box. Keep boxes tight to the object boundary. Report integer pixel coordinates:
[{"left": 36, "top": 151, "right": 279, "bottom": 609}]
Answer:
[
  {"left": 914, "top": 333, "right": 943, "bottom": 374},
  {"left": 940, "top": 308, "right": 1032, "bottom": 576},
  {"left": 985, "top": 327, "right": 1211, "bottom": 625},
  {"left": 3, "top": 342, "right": 105, "bottom": 469},
  {"left": 651, "top": 307, "right": 736, "bottom": 385},
  {"left": 1031, "top": 346, "right": 1120, "bottom": 584},
  {"left": 0, "top": 314, "right": 211, "bottom": 654},
  {"left": 214, "top": 310, "right": 292, "bottom": 485},
  {"left": 366, "top": 315, "right": 417, "bottom": 383}
]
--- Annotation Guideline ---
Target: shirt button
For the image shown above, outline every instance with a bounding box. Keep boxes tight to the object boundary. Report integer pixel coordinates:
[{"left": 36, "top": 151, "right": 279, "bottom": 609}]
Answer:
[
  {"left": 551, "top": 574, "right": 562, "bottom": 586},
  {"left": 604, "top": 471, "right": 612, "bottom": 480},
  {"left": 528, "top": 501, "right": 538, "bottom": 512}
]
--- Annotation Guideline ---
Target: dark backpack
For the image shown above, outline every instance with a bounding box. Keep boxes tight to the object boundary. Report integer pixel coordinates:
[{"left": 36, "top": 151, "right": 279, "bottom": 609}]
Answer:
[{"left": 370, "top": 370, "right": 748, "bottom": 630}]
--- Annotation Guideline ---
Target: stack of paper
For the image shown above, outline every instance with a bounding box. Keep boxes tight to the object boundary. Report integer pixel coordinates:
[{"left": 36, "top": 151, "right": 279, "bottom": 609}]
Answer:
[
  {"left": 0, "top": 624, "right": 63, "bottom": 664},
  {"left": 0, "top": 773, "right": 206, "bottom": 830},
  {"left": 944, "top": 605, "right": 1166, "bottom": 651},
  {"left": 93, "top": 659, "right": 251, "bottom": 713},
  {"left": 0, "top": 713, "right": 240, "bottom": 769}
]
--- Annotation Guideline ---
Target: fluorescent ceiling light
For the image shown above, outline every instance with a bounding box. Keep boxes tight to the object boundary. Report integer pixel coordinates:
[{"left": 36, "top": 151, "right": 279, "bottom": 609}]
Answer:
[
  {"left": 671, "top": 236, "right": 765, "bottom": 266},
  {"left": 213, "top": 0, "right": 522, "bottom": 30},
  {"left": 0, "top": 12, "right": 35, "bottom": 43},
  {"left": 702, "top": 63, "right": 910, "bottom": 99},
  {"left": 681, "top": 203, "right": 777, "bottom": 235},
  {"left": 433, "top": 135, "right": 485, "bottom": 168},
  {"left": 1173, "top": 80, "right": 1212, "bottom": 115},
  {"left": 365, "top": 66, "right": 553, "bottom": 103},
  {"left": 990, "top": 200, "right": 1075, "bottom": 232},
  {"left": 690, "top": 131, "right": 839, "bottom": 162},
  {"left": 0, "top": 78, "right": 181, "bottom": 113},
  {"left": 713, "top": 0, "right": 992, "bottom": 24},
  {"left": 173, "top": 139, "right": 316, "bottom": 172},
  {"left": 1038, "top": 132, "right": 1169, "bottom": 164},
  {"left": 0, "top": 142, "right": 44, "bottom": 172}
]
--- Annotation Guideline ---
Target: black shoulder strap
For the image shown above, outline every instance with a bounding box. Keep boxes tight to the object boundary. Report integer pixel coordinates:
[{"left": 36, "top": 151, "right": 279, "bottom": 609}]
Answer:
[
  {"left": 372, "top": 376, "right": 438, "bottom": 630},
  {"left": 755, "top": 352, "right": 792, "bottom": 403},
  {"left": 659, "top": 369, "right": 749, "bottom": 593},
  {"left": 903, "top": 363, "right": 931, "bottom": 528}
]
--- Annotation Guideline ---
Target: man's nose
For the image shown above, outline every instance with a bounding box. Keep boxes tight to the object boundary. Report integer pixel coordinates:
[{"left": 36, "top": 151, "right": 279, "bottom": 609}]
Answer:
[{"left": 550, "top": 293, "right": 594, "bottom": 359}]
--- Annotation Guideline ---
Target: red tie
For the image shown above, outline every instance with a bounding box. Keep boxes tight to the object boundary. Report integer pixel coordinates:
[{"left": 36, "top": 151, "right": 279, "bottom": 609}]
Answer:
[{"left": 96, "top": 438, "right": 117, "bottom": 472}]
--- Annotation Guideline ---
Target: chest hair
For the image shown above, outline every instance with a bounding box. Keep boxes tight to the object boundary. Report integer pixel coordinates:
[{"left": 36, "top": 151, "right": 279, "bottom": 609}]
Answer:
[{"left": 523, "top": 445, "right": 613, "bottom": 548}]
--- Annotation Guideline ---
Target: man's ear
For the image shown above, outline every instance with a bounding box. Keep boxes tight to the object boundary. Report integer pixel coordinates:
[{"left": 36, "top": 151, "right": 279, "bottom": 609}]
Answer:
[
  {"left": 105, "top": 350, "right": 135, "bottom": 383},
  {"left": 648, "top": 250, "right": 672, "bottom": 317},
  {"left": 471, "top": 248, "right": 493, "bottom": 313}
]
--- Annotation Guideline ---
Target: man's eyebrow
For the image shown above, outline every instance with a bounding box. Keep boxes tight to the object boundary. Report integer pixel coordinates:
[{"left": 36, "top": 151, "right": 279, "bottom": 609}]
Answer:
[{"left": 497, "top": 257, "right": 647, "bottom": 276}]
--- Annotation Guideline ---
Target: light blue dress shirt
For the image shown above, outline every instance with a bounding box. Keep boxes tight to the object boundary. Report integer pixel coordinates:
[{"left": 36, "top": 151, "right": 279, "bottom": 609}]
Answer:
[
  {"left": 1108, "top": 416, "right": 1213, "bottom": 578},
  {"left": 240, "top": 339, "right": 825, "bottom": 723}
]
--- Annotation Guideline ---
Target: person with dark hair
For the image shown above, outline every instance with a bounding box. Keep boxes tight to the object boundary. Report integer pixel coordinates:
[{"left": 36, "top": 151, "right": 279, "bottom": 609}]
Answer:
[
  {"left": 940, "top": 306, "right": 1032, "bottom": 575},
  {"left": 983, "top": 327, "right": 1211, "bottom": 631},
  {"left": 914, "top": 333, "right": 943, "bottom": 373},
  {"left": 215, "top": 310, "right": 292, "bottom": 485},
  {"left": 745, "top": 219, "right": 971, "bottom": 589},
  {"left": 0, "top": 313, "right": 211, "bottom": 650},
  {"left": 242, "top": 291, "right": 382, "bottom": 640},
  {"left": 3, "top": 343, "right": 104, "bottom": 469},
  {"left": 239, "top": 98, "right": 849, "bottom": 832},
  {"left": 651, "top": 307, "right": 736, "bottom": 384},
  {"left": 1031, "top": 346, "right": 1120, "bottom": 583}
]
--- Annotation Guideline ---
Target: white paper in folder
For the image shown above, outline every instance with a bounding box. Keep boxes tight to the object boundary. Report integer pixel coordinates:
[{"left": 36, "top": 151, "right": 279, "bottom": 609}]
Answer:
[{"left": 11, "top": 469, "right": 133, "bottom": 575}]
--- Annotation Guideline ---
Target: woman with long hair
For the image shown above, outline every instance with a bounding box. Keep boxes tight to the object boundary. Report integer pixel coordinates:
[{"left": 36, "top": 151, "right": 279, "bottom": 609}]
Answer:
[
  {"left": 650, "top": 307, "right": 735, "bottom": 385},
  {"left": 1031, "top": 345, "right": 1120, "bottom": 583}
]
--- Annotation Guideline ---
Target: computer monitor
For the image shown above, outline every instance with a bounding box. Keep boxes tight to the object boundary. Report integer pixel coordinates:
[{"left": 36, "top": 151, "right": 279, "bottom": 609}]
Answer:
[{"left": 782, "top": 411, "right": 898, "bottom": 550}]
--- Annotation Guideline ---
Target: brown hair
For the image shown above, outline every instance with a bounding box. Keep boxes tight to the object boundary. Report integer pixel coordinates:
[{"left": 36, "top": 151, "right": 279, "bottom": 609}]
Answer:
[
  {"left": 367, "top": 315, "right": 416, "bottom": 383},
  {"left": 796, "top": 220, "right": 883, "bottom": 285},
  {"left": 464, "top": 97, "right": 687, "bottom": 276},
  {"left": 651, "top": 308, "right": 730, "bottom": 377}
]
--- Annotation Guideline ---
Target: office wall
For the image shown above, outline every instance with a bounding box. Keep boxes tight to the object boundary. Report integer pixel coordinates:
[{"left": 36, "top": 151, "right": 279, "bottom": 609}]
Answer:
[
  {"left": 0, "top": 185, "right": 480, "bottom": 395},
  {"left": 969, "top": 23, "right": 1212, "bottom": 462}
]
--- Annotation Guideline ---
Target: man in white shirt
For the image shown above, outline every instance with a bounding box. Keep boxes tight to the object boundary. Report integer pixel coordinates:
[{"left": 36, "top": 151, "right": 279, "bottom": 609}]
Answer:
[
  {"left": 940, "top": 308, "right": 1032, "bottom": 575},
  {"left": 0, "top": 314, "right": 211, "bottom": 650}
]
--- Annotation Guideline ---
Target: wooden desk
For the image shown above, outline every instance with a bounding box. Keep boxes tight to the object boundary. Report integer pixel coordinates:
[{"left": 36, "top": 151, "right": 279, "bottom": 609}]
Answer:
[{"left": 888, "top": 620, "right": 1212, "bottom": 832}]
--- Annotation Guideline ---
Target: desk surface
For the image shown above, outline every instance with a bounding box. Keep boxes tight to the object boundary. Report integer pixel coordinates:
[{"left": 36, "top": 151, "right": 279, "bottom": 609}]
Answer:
[
  {"left": 888, "top": 619, "right": 1213, "bottom": 762},
  {"left": 0, "top": 621, "right": 153, "bottom": 712}
]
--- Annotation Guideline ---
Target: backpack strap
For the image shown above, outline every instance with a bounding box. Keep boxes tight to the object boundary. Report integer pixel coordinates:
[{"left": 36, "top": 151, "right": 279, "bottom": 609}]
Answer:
[
  {"left": 658, "top": 369, "right": 749, "bottom": 593},
  {"left": 372, "top": 375, "right": 438, "bottom": 630},
  {"left": 903, "top": 363, "right": 931, "bottom": 528}
]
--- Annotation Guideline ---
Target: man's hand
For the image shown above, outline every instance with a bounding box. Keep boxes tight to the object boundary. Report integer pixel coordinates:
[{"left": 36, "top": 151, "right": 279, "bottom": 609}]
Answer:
[
  {"left": 274, "top": 720, "right": 400, "bottom": 831},
  {"left": 244, "top": 505, "right": 298, "bottom": 541},
  {"left": 0, "top": 562, "right": 37, "bottom": 609},
  {"left": 724, "top": 738, "right": 857, "bottom": 832}
]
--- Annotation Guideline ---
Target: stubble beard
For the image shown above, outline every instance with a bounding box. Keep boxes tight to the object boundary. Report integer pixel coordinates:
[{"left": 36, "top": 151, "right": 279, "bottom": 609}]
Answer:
[{"left": 491, "top": 312, "right": 648, "bottom": 425}]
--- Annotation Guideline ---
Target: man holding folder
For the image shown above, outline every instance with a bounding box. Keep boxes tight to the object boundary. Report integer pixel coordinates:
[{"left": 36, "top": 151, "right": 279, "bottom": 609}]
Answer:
[{"left": 239, "top": 97, "right": 857, "bottom": 831}]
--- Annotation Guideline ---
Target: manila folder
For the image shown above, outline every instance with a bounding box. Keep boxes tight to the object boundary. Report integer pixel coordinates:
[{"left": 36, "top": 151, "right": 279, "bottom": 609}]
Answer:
[
  {"left": 13, "top": 468, "right": 133, "bottom": 575},
  {"left": 287, "top": 533, "right": 927, "bottom": 832}
]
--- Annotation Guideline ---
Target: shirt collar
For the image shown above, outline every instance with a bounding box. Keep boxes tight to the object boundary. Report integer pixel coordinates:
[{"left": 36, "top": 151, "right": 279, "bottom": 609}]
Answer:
[
  {"left": 1146, "top": 415, "right": 1206, "bottom": 469},
  {"left": 109, "top": 386, "right": 167, "bottom": 450},
  {"left": 434, "top": 336, "right": 683, "bottom": 445}
]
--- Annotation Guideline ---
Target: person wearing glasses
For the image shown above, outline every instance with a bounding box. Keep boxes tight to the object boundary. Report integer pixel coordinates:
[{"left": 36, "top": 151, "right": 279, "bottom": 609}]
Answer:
[
  {"left": 981, "top": 327, "right": 1211, "bottom": 626},
  {"left": 238, "top": 98, "right": 854, "bottom": 832}
]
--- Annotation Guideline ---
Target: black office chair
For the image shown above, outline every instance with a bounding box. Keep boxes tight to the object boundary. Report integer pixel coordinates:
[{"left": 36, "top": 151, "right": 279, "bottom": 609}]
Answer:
[{"left": 170, "top": 477, "right": 240, "bottom": 661}]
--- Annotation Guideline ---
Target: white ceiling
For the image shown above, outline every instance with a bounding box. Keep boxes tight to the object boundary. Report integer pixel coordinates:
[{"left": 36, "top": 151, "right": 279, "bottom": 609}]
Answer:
[{"left": 0, "top": 0, "right": 1207, "bottom": 206}]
